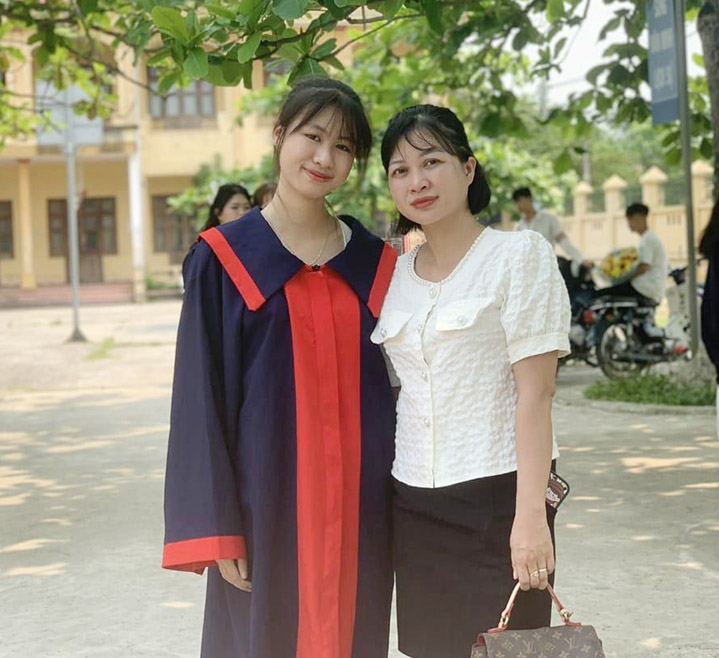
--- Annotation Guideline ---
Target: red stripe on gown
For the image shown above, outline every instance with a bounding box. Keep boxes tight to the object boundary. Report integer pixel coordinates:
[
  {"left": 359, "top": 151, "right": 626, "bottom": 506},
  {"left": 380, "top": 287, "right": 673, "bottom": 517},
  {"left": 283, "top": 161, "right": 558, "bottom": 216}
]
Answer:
[
  {"left": 284, "top": 265, "right": 362, "bottom": 658},
  {"left": 367, "top": 243, "right": 397, "bottom": 318},
  {"left": 199, "top": 227, "right": 266, "bottom": 310}
]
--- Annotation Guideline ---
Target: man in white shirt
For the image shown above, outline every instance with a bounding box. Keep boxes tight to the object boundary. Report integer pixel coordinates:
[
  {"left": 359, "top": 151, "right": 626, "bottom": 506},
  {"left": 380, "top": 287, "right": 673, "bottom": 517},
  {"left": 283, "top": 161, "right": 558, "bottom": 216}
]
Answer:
[
  {"left": 599, "top": 203, "right": 668, "bottom": 304},
  {"left": 512, "top": 187, "right": 593, "bottom": 270}
]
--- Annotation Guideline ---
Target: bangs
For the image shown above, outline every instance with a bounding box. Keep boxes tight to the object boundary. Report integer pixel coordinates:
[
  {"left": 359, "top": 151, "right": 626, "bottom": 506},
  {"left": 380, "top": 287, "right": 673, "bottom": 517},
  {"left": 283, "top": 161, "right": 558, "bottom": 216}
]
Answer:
[
  {"left": 381, "top": 111, "right": 469, "bottom": 171},
  {"left": 274, "top": 77, "right": 372, "bottom": 174},
  {"left": 289, "top": 94, "right": 372, "bottom": 163},
  {"left": 400, "top": 125, "right": 460, "bottom": 161}
]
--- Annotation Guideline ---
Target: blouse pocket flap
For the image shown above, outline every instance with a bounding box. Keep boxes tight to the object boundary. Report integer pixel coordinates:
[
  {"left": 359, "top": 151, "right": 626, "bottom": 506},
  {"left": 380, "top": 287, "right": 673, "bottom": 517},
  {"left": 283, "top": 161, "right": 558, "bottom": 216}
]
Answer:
[
  {"left": 435, "top": 297, "right": 493, "bottom": 331},
  {"left": 370, "top": 311, "right": 412, "bottom": 344}
]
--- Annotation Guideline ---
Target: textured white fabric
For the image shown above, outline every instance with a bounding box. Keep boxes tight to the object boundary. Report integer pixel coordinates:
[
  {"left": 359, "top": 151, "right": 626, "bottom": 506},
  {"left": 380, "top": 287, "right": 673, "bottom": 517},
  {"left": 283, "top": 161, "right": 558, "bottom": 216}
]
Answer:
[
  {"left": 371, "top": 227, "right": 570, "bottom": 488},
  {"left": 632, "top": 229, "right": 667, "bottom": 303}
]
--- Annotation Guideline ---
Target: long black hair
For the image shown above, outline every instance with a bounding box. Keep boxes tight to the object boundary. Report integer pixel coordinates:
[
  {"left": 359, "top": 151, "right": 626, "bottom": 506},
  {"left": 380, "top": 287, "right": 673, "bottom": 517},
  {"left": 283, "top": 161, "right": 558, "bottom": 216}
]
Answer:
[
  {"left": 380, "top": 105, "right": 491, "bottom": 235},
  {"left": 202, "top": 183, "right": 251, "bottom": 231},
  {"left": 699, "top": 199, "right": 719, "bottom": 259},
  {"left": 274, "top": 76, "right": 372, "bottom": 175}
]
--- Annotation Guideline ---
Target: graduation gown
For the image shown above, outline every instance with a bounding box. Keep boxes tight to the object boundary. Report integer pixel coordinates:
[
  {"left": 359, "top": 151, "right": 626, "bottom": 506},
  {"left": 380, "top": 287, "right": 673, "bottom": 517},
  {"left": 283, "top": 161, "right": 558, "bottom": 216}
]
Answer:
[{"left": 163, "top": 207, "right": 398, "bottom": 658}]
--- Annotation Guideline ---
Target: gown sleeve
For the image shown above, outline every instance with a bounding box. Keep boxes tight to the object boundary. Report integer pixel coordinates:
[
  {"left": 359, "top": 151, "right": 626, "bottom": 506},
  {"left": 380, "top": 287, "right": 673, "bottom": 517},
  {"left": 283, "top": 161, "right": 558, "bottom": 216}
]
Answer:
[{"left": 162, "top": 242, "right": 246, "bottom": 574}]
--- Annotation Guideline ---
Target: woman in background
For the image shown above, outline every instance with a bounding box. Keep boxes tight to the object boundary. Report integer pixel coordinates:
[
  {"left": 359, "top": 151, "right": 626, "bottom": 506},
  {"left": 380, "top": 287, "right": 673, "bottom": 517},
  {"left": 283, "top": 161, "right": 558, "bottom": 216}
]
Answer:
[
  {"left": 201, "top": 183, "right": 252, "bottom": 231},
  {"left": 253, "top": 181, "right": 277, "bottom": 208}
]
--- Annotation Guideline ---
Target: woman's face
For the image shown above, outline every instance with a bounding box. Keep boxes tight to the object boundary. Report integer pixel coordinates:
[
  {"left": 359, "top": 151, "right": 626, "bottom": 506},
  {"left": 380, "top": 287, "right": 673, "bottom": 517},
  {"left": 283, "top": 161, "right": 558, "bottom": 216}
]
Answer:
[
  {"left": 386, "top": 132, "right": 476, "bottom": 229},
  {"left": 274, "top": 108, "right": 355, "bottom": 200},
  {"left": 217, "top": 193, "right": 252, "bottom": 224}
]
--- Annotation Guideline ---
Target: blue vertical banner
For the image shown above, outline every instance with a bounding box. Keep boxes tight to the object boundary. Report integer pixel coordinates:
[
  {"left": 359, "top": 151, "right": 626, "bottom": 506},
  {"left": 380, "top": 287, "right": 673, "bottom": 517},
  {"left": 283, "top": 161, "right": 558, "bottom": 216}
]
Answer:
[{"left": 647, "top": 0, "right": 680, "bottom": 124}]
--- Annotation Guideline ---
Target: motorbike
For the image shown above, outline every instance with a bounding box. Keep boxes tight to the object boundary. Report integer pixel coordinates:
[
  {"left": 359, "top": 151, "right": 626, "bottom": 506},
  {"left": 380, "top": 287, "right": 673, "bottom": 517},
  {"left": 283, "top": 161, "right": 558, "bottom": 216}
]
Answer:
[{"left": 557, "top": 256, "right": 694, "bottom": 379}]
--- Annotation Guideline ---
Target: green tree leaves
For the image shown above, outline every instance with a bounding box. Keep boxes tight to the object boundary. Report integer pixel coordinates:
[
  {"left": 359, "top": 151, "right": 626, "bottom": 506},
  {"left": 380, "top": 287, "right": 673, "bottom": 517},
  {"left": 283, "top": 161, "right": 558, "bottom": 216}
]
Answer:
[
  {"left": 546, "top": 0, "right": 565, "bottom": 23},
  {"left": 0, "top": 0, "right": 714, "bottom": 174},
  {"left": 184, "top": 48, "right": 209, "bottom": 78},
  {"left": 237, "top": 32, "right": 262, "bottom": 63},
  {"left": 151, "top": 6, "right": 191, "bottom": 44},
  {"left": 272, "top": 0, "right": 311, "bottom": 21}
]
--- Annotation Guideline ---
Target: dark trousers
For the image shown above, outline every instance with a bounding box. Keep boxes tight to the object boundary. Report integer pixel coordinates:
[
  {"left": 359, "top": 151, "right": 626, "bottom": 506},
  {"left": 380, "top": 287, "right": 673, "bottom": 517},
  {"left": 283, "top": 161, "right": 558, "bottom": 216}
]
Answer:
[{"left": 596, "top": 281, "right": 652, "bottom": 305}]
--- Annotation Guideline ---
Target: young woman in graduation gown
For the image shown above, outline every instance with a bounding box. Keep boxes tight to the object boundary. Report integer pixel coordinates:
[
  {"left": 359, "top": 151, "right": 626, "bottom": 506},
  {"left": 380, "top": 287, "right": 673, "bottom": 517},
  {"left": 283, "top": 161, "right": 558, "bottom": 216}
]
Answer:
[{"left": 162, "top": 77, "right": 397, "bottom": 658}]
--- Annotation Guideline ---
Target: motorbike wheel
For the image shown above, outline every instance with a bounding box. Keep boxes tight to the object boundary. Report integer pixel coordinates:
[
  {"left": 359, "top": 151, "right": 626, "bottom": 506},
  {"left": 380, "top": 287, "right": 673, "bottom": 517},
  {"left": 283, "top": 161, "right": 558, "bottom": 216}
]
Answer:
[{"left": 597, "top": 323, "right": 648, "bottom": 379}]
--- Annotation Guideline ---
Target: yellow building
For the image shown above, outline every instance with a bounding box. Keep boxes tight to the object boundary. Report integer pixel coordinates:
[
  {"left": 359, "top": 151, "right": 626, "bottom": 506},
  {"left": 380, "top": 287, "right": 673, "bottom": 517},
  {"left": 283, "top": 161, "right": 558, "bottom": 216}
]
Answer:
[{"left": 0, "top": 31, "right": 353, "bottom": 304}]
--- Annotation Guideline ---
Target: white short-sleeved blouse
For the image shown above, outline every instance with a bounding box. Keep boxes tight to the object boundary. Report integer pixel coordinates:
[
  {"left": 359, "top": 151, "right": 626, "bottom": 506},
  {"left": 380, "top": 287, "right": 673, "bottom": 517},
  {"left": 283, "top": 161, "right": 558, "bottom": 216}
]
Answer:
[{"left": 371, "top": 227, "right": 570, "bottom": 488}]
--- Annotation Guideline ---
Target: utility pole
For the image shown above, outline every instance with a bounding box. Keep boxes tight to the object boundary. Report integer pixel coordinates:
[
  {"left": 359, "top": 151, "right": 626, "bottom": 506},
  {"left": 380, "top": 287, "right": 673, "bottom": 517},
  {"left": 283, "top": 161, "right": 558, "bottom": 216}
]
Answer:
[
  {"left": 674, "top": 0, "right": 700, "bottom": 355},
  {"left": 64, "top": 98, "right": 86, "bottom": 342}
]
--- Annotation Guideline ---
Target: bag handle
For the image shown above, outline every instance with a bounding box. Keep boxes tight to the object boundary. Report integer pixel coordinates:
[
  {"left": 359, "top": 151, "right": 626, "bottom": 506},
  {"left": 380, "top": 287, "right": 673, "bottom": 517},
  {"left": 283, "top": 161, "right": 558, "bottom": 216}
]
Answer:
[{"left": 488, "top": 583, "right": 581, "bottom": 634}]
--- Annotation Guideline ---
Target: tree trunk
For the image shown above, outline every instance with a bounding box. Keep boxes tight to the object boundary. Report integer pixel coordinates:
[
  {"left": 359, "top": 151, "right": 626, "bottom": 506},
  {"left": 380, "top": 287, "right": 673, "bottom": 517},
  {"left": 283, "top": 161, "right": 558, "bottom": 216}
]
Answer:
[{"left": 698, "top": 0, "right": 719, "bottom": 201}]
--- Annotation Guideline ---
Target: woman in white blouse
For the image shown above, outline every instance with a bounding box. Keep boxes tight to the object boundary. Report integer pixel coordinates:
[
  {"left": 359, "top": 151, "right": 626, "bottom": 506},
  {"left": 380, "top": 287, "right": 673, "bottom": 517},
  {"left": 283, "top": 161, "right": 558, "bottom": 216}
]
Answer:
[{"left": 373, "top": 105, "right": 571, "bottom": 658}]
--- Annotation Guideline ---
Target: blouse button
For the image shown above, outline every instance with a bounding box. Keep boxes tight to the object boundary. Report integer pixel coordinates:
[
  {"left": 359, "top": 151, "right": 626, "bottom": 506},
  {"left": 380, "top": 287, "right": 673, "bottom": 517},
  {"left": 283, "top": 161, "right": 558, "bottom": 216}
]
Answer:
[
  {"left": 422, "top": 417, "right": 431, "bottom": 427},
  {"left": 380, "top": 328, "right": 387, "bottom": 337},
  {"left": 457, "top": 316, "right": 467, "bottom": 325},
  {"left": 415, "top": 324, "right": 422, "bottom": 333},
  {"left": 429, "top": 288, "right": 437, "bottom": 298},
  {"left": 421, "top": 371, "right": 428, "bottom": 381}
]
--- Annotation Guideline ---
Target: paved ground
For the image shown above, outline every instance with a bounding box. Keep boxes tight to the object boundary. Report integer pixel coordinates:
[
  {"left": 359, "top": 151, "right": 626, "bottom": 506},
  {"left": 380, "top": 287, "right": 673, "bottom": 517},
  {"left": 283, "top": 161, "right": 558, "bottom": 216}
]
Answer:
[{"left": 1, "top": 301, "right": 717, "bottom": 658}]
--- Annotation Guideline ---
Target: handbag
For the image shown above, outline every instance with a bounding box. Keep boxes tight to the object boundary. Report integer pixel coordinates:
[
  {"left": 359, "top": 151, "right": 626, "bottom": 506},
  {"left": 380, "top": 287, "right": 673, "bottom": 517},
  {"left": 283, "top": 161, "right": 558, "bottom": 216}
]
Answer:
[{"left": 471, "top": 582, "right": 605, "bottom": 658}]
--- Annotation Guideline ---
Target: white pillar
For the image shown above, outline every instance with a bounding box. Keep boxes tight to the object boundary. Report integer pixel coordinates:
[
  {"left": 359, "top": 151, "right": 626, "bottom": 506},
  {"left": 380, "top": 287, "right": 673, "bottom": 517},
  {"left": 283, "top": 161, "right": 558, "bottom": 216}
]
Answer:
[
  {"left": 17, "top": 159, "right": 36, "bottom": 290},
  {"left": 128, "top": 146, "right": 146, "bottom": 302},
  {"left": 639, "top": 166, "right": 668, "bottom": 210},
  {"left": 127, "top": 57, "right": 147, "bottom": 303},
  {"left": 602, "top": 174, "right": 628, "bottom": 215}
]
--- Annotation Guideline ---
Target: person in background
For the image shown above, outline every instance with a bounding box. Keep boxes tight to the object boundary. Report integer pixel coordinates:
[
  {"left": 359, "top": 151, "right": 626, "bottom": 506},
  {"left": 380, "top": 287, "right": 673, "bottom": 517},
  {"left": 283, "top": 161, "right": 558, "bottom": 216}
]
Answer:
[
  {"left": 699, "top": 199, "right": 719, "bottom": 436},
  {"left": 201, "top": 183, "right": 252, "bottom": 231},
  {"left": 253, "top": 181, "right": 277, "bottom": 208},
  {"left": 513, "top": 186, "right": 593, "bottom": 270},
  {"left": 599, "top": 203, "right": 668, "bottom": 306}
]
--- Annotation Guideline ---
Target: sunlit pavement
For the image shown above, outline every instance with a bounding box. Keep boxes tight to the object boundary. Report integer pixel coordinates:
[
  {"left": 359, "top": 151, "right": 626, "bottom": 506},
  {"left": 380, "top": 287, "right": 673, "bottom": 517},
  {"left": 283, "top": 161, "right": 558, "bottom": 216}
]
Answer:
[{"left": 1, "top": 302, "right": 717, "bottom": 657}]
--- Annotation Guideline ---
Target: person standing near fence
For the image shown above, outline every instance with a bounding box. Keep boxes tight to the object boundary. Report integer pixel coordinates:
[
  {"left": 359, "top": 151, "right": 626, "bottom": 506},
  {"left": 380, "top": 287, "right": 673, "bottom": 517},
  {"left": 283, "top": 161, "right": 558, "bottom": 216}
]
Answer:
[
  {"left": 513, "top": 186, "right": 593, "bottom": 271},
  {"left": 598, "top": 203, "right": 668, "bottom": 305}
]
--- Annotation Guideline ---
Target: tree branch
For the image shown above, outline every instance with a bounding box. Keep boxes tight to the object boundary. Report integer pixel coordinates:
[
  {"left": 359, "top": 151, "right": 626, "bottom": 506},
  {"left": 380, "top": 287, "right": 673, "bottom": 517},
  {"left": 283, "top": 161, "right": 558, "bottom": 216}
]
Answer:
[
  {"left": 330, "top": 14, "right": 420, "bottom": 58},
  {"left": 63, "top": 42, "right": 156, "bottom": 94}
]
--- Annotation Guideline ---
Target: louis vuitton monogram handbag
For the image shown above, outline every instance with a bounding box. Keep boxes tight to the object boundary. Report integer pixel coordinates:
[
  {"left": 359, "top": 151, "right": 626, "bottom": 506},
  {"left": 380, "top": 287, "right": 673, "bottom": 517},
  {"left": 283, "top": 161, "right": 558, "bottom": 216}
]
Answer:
[{"left": 471, "top": 583, "right": 605, "bottom": 658}]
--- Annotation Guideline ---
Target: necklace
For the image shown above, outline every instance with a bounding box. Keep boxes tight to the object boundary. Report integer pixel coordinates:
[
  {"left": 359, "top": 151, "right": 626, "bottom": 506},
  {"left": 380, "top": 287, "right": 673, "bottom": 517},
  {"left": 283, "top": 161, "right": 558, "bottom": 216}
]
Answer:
[{"left": 266, "top": 213, "right": 340, "bottom": 266}]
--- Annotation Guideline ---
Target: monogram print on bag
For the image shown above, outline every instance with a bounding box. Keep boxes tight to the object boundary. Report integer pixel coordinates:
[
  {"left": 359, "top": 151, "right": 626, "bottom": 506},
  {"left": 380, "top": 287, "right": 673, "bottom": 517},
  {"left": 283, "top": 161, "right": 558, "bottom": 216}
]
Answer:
[{"left": 473, "top": 625, "right": 606, "bottom": 658}]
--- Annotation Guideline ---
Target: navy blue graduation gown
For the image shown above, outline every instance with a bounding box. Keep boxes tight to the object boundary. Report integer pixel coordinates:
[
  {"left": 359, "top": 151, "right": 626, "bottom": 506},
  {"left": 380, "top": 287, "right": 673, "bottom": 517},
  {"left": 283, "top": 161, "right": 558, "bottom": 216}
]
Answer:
[{"left": 163, "top": 207, "right": 398, "bottom": 658}]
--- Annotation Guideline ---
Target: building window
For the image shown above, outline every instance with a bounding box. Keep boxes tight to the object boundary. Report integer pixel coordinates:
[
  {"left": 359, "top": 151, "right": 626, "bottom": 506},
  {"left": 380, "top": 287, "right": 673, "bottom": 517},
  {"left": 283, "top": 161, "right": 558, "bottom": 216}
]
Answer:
[
  {"left": 83, "top": 198, "right": 118, "bottom": 254},
  {"left": 0, "top": 201, "right": 13, "bottom": 258},
  {"left": 147, "top": 68, "right": 215, "bottom": 119},
  {"left": 152, "top": 196, "right": 196, "bottom": 263},
  {"left": 47, "top": 198, "right": 117, "bottom": 256},
  {"left": 48, "top": 199, "right": 68, "bottom": 257}
]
